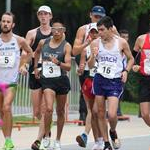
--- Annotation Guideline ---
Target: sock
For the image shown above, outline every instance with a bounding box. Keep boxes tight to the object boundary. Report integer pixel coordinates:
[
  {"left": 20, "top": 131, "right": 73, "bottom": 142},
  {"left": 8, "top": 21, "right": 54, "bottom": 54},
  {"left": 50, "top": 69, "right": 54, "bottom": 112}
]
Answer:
[{"left": 98, "top": 137, "right": 103, "bottom": 141}]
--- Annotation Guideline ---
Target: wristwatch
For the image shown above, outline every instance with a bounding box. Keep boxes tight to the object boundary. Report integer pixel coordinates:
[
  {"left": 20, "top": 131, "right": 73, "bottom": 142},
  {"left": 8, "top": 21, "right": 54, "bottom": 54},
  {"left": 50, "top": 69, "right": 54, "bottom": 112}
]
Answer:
[{"left": 57, "top": 61, "right": 61, "bottom": 66}]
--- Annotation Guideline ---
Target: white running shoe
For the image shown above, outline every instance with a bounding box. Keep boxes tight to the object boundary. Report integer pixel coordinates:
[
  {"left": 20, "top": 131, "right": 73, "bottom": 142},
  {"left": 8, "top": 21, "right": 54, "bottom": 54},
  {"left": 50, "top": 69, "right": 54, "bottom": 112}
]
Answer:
[
  {"left": 42, "top": 137, "right": 50, "bottom": 148},
  {"left": 92, "top": 139, "right": 104, "bottom": 150},
  {"left": 53, "top": 140, "right": 61, "bottom": 150}
]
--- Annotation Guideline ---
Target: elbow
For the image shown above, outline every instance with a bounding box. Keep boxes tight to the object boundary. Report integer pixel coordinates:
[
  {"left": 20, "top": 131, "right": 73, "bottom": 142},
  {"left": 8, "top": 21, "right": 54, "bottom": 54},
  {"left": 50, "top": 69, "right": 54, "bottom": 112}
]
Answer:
[
  {"left": 67, "top": 65, "right": 71, "bottom": 71},
  {"left": 66, "top": 64, "right": 71, "bottom": 71},
  {"left": 72, "top": 48, "right": 79, "bottom": 56}
]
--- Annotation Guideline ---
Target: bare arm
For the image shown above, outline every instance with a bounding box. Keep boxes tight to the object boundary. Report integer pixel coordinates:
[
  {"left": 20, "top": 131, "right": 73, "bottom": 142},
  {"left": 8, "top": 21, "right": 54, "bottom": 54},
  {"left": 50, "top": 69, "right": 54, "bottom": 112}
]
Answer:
[
  {"left": 122, "top": 39, "right": 134, "bottom": 72},
  {"left": 19, "top": 37, "right": 32, "bottom": 64},
  {"left": 121, "top": 38, "right": 134, "bottom": 82},
  {"left": 88, "top": 39, "right": 99, "bottom": 69},
  {"left": 132, "top": 35, "right": 144, "bottom": 72},
  {"left": 34, "top": 39, "right": 44, "bottom": 69},
  {"left": 72, "top": 26, "right": 90, "bottom": 56}
]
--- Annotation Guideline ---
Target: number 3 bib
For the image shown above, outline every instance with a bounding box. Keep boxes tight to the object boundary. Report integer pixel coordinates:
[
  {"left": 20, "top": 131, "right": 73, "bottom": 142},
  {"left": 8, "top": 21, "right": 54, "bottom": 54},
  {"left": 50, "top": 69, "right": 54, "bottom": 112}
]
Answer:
[
  {"left": 42, "top": 61, "right": 61, "bottom": 78},
  {"left": 0, "top": 51, "right": 16, "bottom": 68}
]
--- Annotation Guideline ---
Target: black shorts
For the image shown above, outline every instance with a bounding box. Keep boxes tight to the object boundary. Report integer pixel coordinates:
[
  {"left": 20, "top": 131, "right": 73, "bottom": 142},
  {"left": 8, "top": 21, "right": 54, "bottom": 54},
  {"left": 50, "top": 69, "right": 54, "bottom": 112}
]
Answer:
[
  {"left": 40, "top": 75, "right": 71, "bottom": 95},
  {"left": 29, "top": 74, "right": 42, "bottom": 90},
  {"left": 139, "top": 76, "right": 150, "bottom": 103}
]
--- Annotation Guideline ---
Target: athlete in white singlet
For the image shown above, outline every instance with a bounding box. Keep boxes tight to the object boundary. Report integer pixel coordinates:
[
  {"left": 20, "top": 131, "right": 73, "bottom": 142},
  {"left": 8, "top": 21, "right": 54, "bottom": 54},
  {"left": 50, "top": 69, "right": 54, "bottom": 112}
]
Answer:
[
  {"left": 90, "top": 16, "right": 134, "bottom": 150},
  {"left": 0, "top": 12, "right": 32, "bottom": 149}
]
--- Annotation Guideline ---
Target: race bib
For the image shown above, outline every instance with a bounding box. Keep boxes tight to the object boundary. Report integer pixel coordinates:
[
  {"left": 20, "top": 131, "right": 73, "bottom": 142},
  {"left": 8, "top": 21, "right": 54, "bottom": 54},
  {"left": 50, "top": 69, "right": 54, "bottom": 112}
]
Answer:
[
  {"left": 0, "top": 51, "right": 16, "bottom": 68},
  {"left": 97, "top": 61, "right": 117, "bottom": 79},
  {"left": 144, "top": 59, "right": 150, "bottom": 75},
  {"left": 42, "top": 61, "right": 61, "bottom": 78}
]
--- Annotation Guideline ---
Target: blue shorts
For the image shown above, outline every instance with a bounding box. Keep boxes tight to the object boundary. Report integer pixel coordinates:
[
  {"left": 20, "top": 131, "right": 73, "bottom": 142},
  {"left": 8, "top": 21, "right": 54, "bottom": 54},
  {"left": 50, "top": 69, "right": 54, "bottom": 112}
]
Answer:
[{"left": 93, "top": 74, "right": 123, "bottom": 98}]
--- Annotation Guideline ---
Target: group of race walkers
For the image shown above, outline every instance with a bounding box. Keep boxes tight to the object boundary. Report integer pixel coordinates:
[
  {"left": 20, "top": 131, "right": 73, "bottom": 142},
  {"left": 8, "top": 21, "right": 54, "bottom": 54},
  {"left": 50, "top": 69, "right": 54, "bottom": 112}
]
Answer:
[{"left": 0, "top": 4, "right": 150, "bottom": 150}]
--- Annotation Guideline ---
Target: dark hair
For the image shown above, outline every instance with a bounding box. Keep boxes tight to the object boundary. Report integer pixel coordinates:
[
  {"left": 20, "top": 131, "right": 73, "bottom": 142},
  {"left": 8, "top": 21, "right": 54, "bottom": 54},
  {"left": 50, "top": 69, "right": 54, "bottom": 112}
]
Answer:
[
  {"left": 119, "top": 29, "right": 129, "bottom": 34},
  {"left": 97, "top": 16, "right": 113, "bottom": 29},
  {"left": 51, "top": 17, "right": 65, "bottom": 27},
  {"left": 1, "top": 12, "right": 15, "bottom": 23}
]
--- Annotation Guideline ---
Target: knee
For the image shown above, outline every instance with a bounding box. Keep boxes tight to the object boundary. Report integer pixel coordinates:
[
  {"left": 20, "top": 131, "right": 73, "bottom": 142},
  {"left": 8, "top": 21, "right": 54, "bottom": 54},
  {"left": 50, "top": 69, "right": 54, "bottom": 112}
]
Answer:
[
  {"left": 92, "top": 108, "right": 98, "bottom": 118},
  {"left": 96, "top": 108, "right": 105, "bottom": 119},
  {"left": 56, "top": 108, "right": 65, "bottom": 117},
  {"left": 141, "top": 112, "right": 149, "bottom": 122},
  {"left": 108, "top": 111, "right": 116, "bottom": 121},
  {"left": 46, "top": 107, "right": 53, "bottom": 115},
  {"left": 33, "top": 110, "right": 41, "bottom": 119},
  {"left": 3, "top": 104, "right": 11, "bottom": 113}
]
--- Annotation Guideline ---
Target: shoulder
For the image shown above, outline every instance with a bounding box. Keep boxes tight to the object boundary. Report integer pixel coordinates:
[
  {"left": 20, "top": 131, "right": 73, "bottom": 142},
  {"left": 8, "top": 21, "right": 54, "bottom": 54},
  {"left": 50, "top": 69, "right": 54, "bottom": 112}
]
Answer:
[
  {"left": 39, "top": 39, "right": 46, "bottom": 46},
  {"left": 136, "top": 34, "right": 146, "bottom": 42},
  {"left": 134, "top": 34, "right": 146, "bottom": 49},
  {"left": 91, "top": 37, "right": 100, "bottom": 47},
  {"left": 76, "top": 24, "right": 87, "bottom": 35},
  {"left": 14, "top": 34, "right": 26, "bottom": 44},
  {"left": 26, "top": 28, "right": 38, "bottom": 38},
  {"left": 64, "top": 41, "right": 72, "bottom": 49}
]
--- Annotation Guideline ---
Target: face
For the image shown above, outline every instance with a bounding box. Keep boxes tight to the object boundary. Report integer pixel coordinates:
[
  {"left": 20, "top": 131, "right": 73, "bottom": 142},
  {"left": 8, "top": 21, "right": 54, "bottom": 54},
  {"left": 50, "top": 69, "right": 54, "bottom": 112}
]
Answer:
[
  {"left": 0, "top": 14, "right": 14, "bottom": 34},
  {"left": 97, "top": 25, "right": 112, "bottom": 40},
  {"left": 37, "top": 11, "right": 52, "bottom": 25},
  {"left": 51, "top": 22, "right": 65, "bottom": 40},
  {"left": 89, "top": 29, "right": 99, "bottom": 40},
  {"left": 120, "top": 33, "right": 129, "bottom": 42},
  {"left": 90, "top": 13, "right": 102, "bottom": 23}
]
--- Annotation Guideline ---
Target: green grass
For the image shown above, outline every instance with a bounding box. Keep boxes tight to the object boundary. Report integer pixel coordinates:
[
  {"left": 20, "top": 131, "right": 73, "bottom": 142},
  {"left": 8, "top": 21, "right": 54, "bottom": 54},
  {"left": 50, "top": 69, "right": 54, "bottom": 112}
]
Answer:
[
  {"left": 121, "top": 101, "right": 139, "bottom": 115},
  {"left": 13, "top": 115, "right": 33, "bottom": 122}
]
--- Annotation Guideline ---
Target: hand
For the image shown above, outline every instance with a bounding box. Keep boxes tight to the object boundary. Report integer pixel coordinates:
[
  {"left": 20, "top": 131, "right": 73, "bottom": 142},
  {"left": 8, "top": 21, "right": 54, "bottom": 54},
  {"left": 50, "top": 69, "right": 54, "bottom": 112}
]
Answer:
[
  {"left": 121, "top": 71, "right": 128, "bottom": 83},
  {"left": 49, "top": 56, "right": 59, "bottom": 65},
  {"left": 34, "top": 68, "right": 40, "bottom": 79},
  {"left": 77, "top": 63, "right": 85, "bottom": 75},
  {"left": 91, "top": 47, "right": 98, "bottom": 58},
  {"left": 132, "top": 65, "right": 140, "bottom": 72},
  {"left": 19, "top": 65, "right": 28, "bottom": 75}
]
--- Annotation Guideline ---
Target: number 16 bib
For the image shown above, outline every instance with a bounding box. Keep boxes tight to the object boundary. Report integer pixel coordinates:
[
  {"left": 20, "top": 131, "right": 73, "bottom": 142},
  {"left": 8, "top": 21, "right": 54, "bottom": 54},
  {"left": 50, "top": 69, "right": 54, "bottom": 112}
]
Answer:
[{"left": 97, "top": 61, "right": 117, "bottom": 79}]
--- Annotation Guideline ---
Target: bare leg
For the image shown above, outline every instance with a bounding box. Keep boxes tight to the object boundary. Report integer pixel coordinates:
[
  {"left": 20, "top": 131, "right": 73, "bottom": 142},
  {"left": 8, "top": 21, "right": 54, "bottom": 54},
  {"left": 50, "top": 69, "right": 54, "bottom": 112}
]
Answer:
[
  {"left": 44, "top": 89, "right": 55, "bottom": 137},
  {"left": 92, "top": 99, "right": 102, "bottom": 141},
  {"left": 83, "top": 95, "right": 92, "bottom": 135},
  {"left": 31, "top": 89, "right": 45, "bottom": 141},
  {"left": 2, "top": 87, "right": 16, "bottom": 138},
  {"left": 140, "top": 102, "right": 150, "bottom": 127},
  {"left": 107, "top": 97, "right": 119, "bottom": 131},
  {"left": 56, "top": 94, "right": 67, "bottom": 141},
  {"left": 95, "top": 95, "right": 109, "bottom": 142}
]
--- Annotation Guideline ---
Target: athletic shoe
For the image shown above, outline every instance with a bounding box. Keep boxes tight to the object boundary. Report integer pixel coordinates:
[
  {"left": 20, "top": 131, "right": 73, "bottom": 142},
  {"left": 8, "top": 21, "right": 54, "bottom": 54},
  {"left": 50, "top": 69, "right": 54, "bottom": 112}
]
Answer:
[
  {"left": 103, "top": 144, "right": 113, "bottom": 150},
  {"left": 109, "top": 130, "right": 121, "bottom": 149},
  {"left": 42, "top": 137, "right": 50, "bottom": 148},
  {"left": 4, "top": 138, "right": 14, "bottom": 150},
  {"left": 92, "top": 138, "right": 104, "bottom": 150},
  {"left": 31, "top": 140, "right": 41, "bottom": 150},
  {"left": 76, "top": 133, "right": 87, "bottom": 148},
  {"left": 53, "top": 140, "right": 61, "bottom": 150},
  {"left": 0, "top": 119, "right": 3, "bottom": 127}
]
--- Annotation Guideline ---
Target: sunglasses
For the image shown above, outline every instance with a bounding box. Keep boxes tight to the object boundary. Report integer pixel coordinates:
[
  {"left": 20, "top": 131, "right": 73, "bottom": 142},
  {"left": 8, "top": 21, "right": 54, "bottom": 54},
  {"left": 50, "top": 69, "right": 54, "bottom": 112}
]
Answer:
[{"left": 51, "top": 27, "right": 66, "bottom": 32}]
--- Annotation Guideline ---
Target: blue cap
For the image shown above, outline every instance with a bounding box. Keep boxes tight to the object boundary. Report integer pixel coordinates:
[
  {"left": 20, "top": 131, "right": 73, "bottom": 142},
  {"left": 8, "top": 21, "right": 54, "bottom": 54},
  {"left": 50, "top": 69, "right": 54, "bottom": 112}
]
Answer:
[{"left": 91, "top": 6, "right": 106, "bottom": 17}]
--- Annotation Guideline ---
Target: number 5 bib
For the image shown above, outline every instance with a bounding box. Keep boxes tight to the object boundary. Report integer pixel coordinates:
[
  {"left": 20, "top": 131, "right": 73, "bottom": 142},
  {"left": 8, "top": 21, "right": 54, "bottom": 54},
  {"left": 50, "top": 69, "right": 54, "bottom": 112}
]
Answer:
[
  {"left": 0, "top": 51, "right": 16, "bottom": 68},
  {"left": 42, "top": 61, "right": 61, "bottom": 78}
]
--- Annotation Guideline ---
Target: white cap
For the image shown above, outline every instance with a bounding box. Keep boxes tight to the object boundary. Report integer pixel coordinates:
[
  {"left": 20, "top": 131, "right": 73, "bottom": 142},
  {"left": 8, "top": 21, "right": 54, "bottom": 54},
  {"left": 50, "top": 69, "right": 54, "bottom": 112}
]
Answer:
[
  {"left": 88, "top": 23, "right": 98, "bottom": 32},
  {"left": 37, "top": 5, "right": 52, "bottom": 14}
]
